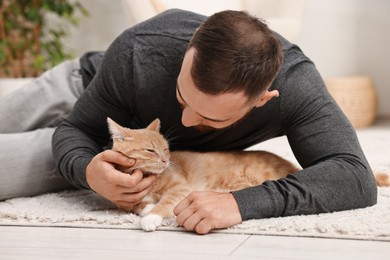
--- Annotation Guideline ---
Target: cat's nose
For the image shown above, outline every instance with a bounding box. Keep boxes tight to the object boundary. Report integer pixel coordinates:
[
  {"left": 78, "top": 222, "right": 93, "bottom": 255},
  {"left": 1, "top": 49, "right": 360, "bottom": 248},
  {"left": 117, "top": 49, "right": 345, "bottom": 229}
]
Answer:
[{"left": 161, "top": 157, "right": 170, "bottom": 168}]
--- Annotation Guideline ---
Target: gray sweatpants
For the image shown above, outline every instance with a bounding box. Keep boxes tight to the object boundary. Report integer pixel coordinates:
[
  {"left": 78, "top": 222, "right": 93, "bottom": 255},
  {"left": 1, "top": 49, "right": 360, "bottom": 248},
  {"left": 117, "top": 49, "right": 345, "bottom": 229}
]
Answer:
[{"left": 0, "top": 59, "right": 84, "bottom": 200}]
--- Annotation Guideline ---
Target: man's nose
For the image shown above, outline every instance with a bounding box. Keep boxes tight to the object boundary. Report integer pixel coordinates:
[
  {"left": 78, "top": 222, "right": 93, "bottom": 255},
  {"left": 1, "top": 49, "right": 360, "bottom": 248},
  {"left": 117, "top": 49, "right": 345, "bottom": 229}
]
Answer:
[{"left": 181, "top": 107, "right": 201, "bottom": 127}]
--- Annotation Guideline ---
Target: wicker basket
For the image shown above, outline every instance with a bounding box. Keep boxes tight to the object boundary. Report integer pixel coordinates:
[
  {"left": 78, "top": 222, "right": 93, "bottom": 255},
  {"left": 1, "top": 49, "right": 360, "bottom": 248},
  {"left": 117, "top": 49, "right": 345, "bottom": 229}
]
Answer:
[{"left": 325, "top": 76, "right": 377, "bottom": 128}]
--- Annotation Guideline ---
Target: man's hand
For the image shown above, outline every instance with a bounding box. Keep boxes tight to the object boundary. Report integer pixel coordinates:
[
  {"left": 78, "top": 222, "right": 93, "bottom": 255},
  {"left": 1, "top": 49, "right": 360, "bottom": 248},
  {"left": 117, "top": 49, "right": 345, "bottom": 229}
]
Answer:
[
  {"left": 86, "top": 150, "right": 157, "bottom": 209},
  {"left": 173, "top": 191, "right": 242, "bottom": 234}
]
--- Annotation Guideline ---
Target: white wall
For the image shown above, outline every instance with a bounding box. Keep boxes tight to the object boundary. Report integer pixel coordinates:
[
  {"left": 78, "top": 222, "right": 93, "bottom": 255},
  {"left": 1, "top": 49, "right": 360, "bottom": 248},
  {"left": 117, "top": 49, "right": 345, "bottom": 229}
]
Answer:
[
  {"left": 64, "top": 0, "right": 390, "bottom": 117},
  {"left": 63, "top": 0, "right": 129, "bottom": 56},
  {"left": 298, "top": 0, "right": 390, "bottom": 117}
]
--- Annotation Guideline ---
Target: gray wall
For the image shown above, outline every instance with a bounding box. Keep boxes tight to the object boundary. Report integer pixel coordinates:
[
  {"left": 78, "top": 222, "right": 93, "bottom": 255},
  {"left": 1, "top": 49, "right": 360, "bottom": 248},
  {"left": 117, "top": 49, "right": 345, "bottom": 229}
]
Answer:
[{"left": 64, "top": 0, "right": 390, "bottom": 117}]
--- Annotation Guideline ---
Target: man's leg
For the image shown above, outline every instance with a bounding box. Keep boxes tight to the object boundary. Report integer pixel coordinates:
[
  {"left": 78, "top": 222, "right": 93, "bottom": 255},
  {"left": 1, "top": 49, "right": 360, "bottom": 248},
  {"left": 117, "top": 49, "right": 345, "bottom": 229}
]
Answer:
[
  {"left": 0, "top": 58, "right": 83, "bottom": 132},
  {"left": 0, "top": 59, "right": 84, "bottom": 200},
  {"left": 0, "top": 128, "right": 75, "bottom": 200}
]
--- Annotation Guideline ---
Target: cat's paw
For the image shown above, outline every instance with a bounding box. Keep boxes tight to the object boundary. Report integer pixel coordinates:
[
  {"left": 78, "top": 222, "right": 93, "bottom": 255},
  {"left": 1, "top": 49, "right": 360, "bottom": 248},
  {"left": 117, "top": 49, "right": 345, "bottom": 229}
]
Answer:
[{"left": 141, "top": 214, "right": 163, "bottom": 232}]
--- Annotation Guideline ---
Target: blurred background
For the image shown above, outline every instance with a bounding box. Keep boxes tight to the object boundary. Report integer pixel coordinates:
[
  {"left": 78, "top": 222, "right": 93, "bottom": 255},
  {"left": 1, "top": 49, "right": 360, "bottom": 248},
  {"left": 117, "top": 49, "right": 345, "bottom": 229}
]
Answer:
[{"left": 1, "top": 0, "right": 389, "bottom": 122}]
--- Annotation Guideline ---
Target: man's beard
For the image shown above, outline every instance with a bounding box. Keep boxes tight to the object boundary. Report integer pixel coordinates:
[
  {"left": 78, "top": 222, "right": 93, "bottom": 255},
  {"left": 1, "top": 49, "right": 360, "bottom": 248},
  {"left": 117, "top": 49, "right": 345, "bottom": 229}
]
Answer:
[
  {"left": 191, "top": 108, "right": 254, "bottom": 132},
  {"left": 177, "top": 96, "right": 256, "bottom": 133},
  {"left": 192, "top": 124, "right": 218, "bottom": 132}
]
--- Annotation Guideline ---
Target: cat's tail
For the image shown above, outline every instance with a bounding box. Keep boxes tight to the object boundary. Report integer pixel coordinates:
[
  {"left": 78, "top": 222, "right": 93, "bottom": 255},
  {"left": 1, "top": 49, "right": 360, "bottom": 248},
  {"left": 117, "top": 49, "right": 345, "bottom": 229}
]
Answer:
[{"left": 374, "top": 172, "right": 390, "bottom": 187}]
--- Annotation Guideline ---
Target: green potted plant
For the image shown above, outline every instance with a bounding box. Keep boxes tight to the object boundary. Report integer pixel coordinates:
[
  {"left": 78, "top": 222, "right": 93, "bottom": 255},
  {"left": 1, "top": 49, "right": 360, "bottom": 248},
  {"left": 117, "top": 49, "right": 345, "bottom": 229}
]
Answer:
[{"left": 0, "top": 0, "right": 87, "bottom": 95}]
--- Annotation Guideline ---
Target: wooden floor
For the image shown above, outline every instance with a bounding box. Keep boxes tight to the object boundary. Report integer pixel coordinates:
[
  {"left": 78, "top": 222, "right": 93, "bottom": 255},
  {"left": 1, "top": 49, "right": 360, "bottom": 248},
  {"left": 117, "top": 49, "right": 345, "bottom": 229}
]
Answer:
[{"left": 0, "top": 226, "right": 389, "bottom": 259}]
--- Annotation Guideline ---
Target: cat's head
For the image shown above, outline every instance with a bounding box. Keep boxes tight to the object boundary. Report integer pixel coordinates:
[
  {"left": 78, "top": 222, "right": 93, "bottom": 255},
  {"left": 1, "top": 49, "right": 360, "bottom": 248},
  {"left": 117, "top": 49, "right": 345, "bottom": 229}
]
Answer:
[{"left": 107, "top": 118, "right": 170, "bottom": 175}]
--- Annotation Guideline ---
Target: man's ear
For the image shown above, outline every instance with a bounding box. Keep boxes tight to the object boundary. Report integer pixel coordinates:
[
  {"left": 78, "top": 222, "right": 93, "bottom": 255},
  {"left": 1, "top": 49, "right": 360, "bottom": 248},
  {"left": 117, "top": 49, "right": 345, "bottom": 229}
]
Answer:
[{"left": 254, "top": 90, "right": 279, "bottom": 108}]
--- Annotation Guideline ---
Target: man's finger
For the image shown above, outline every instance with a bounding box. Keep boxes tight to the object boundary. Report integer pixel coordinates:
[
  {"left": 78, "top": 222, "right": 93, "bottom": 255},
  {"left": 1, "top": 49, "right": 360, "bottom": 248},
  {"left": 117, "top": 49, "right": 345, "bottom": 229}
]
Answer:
[
  {"left": 101, "top": 149, "right": 136, "bottom": 167},
  {"left": 174, "top": 195, "right": 198, "bottom": 226},
  {"left": 195, "top": 218, "right": 212, "bottom": 235},
  {"left": 120, "top": 183, "right": 155, "bottom": 204},
  {"left": 111, "top": 169, "right": 143, "bottom": 188},
  {"left": 118, "top": 172, "right": 157, "bottom": 193},
  {"left": 173, "top": 194, "right": 193, "bottom": 216},
  {"left": 182, "top": 211, "right": 203, "bottom": 231}
]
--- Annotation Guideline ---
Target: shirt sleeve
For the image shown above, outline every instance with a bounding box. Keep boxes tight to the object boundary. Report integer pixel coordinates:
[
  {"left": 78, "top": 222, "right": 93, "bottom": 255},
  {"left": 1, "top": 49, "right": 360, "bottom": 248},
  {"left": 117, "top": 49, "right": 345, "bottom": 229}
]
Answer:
[
  {"left": 232, "top": 58, "right": 377, "bottom": 220},
  {"left": 52, "top": 30, "right": 137, "bottom": 189}
]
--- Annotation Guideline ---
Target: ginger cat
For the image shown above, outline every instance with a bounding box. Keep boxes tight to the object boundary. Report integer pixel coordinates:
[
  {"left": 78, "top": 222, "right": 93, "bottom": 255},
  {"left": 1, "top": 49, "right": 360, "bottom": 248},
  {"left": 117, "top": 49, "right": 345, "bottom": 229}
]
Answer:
[{"left": 107, "top": 118, "right": 299, "bottom": 231}]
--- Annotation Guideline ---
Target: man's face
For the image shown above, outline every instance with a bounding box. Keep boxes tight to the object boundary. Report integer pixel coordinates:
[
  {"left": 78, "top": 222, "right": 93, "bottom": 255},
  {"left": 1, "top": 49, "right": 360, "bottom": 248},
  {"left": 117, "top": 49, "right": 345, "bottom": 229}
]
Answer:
[{"left": 176, "top": 48, "right": 254, "bottom": 130}]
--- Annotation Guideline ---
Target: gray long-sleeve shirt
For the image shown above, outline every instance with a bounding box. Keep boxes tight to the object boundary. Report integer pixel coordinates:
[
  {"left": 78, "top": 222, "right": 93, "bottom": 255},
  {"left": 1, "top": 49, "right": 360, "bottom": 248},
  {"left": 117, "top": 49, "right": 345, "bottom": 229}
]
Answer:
[{"left": 52, "top": 9, "right": 377, "bottom": 221}]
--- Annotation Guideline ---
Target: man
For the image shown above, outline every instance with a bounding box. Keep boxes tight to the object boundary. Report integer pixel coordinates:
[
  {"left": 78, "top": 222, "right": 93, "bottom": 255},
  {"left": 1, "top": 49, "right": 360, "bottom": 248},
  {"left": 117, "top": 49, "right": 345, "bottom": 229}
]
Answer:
[{"left": 1, "top": 9, "right": 377, "bottom": 235}]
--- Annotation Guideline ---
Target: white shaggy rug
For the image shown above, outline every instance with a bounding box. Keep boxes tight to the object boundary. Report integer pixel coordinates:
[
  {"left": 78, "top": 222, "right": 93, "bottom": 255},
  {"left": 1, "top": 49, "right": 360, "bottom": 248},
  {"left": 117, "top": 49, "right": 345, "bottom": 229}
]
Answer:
[{"left": 1, "top": 120, "right": 390, "bottom": 241}]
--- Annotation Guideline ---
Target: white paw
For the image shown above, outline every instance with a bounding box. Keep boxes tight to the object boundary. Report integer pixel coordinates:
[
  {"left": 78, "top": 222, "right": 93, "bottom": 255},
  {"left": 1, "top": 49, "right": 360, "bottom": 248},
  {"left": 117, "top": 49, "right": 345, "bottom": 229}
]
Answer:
[
  {"left": 139, "top": 204, "right": 155, "bottom": 217},
  {"left": 141, "top": 214, "right": 163, "bottom": 232}
]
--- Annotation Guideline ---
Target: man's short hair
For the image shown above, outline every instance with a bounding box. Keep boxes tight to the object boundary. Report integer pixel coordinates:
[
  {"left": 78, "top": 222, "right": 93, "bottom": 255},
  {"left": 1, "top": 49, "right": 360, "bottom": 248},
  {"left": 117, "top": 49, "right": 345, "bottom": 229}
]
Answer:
[{"left": 188, "top": 10, "right": 283, "bottom": 101}]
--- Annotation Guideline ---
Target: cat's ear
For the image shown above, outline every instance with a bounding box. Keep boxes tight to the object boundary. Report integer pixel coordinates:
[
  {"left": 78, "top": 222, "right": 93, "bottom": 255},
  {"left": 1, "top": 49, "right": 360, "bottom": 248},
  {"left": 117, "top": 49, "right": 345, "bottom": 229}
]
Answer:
[
  {"left": 147, "top": 118, "right": 161, "bottom": 132},
  {"left": 107, "top": 117, "right": 127, "bottom": 141}
]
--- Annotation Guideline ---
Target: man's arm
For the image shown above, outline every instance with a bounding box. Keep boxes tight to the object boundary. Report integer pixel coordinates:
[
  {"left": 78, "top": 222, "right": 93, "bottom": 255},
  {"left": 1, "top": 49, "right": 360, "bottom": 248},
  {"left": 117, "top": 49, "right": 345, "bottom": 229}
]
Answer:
[
  {"left": 232, "top": 60, "right": 377, "bottom": 220},
  {"left": 52, "top": 28, "right": 136, "bottom": 188},
  {"left": 52, "top": 29, "right": 157, "bottom": 208},
  {"left": 174, "top": 59, "right": 377, "bottom": 234}
]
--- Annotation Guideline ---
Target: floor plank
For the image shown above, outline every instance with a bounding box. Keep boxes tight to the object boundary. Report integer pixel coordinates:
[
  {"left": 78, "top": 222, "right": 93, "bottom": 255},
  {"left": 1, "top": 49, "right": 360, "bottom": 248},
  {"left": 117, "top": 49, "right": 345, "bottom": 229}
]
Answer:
[
  {"left": 1, "top": 226, "right": 390, "bottom": 259},
  {"left": 0, "top": 226, "right": 249, "bottom": 259},
  {"left": 232, "top": 235, "right": 390, "bottom": 259}
]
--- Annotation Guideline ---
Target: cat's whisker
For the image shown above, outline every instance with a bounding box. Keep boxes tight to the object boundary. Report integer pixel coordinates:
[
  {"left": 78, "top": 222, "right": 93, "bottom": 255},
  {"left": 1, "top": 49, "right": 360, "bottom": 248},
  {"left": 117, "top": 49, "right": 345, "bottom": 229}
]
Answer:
[
  {"left": 164, "top": 124, "right": 179, "bottom": 140},
  {"left": 167, "top": 137, "right": 179, "bottom": 147},
  {"left": 167, "top": 161, "right": 184, "bottom": 175},
  {"left": 164, "top": 125, "right": 180, "bottom": 147}
]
